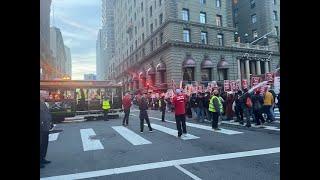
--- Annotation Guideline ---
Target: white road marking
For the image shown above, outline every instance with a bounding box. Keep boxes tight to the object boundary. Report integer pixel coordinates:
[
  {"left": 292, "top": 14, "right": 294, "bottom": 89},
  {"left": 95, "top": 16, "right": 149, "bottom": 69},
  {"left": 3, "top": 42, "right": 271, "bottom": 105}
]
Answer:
[
  {"left": 112, "top": 126, "right": 152, "bottom": 145},
  {"left": 49, "top": 133, "right": 59, "bottom": 142},
  {"left": 80, "top": 129, "right": 104, "bottom": 151},
  {"left": 222, "top": 121, "right": 280, "bottom": 131},
  {"left": 40, "top": 147, "right": 280, "bottom": 180},
  {"left": 174, "top": 165, "right": 202, "bottom": 180},
  {"left": 148, "top": 123, "right": 199, "bottom": 140},
  {"left": 134, "top": 114, "right": 243, "bottom": 135}
]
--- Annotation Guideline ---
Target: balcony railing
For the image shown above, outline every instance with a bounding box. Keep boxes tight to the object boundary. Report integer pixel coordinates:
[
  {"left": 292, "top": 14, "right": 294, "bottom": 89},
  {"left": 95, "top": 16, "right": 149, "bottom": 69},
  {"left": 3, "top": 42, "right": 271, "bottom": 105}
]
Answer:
[{"left": 232, "top": 42, "right": 269, "bottom": 50}]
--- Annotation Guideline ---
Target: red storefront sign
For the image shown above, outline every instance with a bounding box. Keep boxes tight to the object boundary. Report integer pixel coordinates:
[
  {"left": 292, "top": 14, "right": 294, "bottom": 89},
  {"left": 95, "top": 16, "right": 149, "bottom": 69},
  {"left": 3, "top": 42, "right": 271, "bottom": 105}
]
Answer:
[
  {"left": 242, "top": 79, "right": 248, "bottom": 89},
  {"left": 224, "top": 80, "right": 231, "bottom": 92}
]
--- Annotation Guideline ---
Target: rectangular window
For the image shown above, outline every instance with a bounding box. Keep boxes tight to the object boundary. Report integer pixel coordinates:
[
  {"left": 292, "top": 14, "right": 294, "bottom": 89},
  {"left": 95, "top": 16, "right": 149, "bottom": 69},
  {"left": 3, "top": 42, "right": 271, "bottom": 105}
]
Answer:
[
  {"left": 216, "top": 0, "right": 221, "bottom": 7},
  {"left": 251, "top": 14, "right": 257, "bottom": 24},
  {"left": 150, "top": 6, "right": 152, "bottom": 17},
  {"left": 159, "top": 0, "right": 162, "bottom": 6},
  {"left": 273, "top": 11, "right": 278, "bottom": 21},
  {"left": 141, "top": 18, "right": 144, "bottom": 27},
  {"left": 141, "top": 2, "right": 143, "bottom": 11},
  {"left": 150, "top": 23, "right": 153, "bottom": 33},
  {"left": 252, "top": 30, "right": 258, "bottom": 39},
  {"left": 183, "top": 29, "right": 190, "bottom": 42},
  {"left": 134, "top": 12, "right": 136, "bottom": 20},
  {"left": 216, "top": 15, "right": 222, "bottom": 26},
  {"left": 217, "top": 34, "right": 224, "bottom": 46},
  {"left": 182, "top": 9, "right": 189, "bottom": 21},
  {"left": 200, "top": 12, "right": 206, "bottom": 24},
  {"left": 150, "top": 40, "right": 154, "bottom": 51},
  {"left": 135, "top": 26, "right": 137, "bottom": 35},
  {"left": 273, "top": 0, "right": 276, "bottom": 5},
  {"left": 135, "top": 40, "right": 137, "bottom": 48},
  {"left": 159, "top": 13, "right": 163, "bottom": 24},
  {"left": 160, "top": 32, "right": 163, "bottom": 44},
  {"left": 142, "top": 33, "right": 145, "bottom": 41},
  {"left": 250, "top": 0, "right": 255, "bottom": 8},
  {"left": 274, "top": 26, "right": 279, "bottom": 36},
  {"left": 201, "top": 32, "right": 208, "bottom": 44},
  {"left": 200, "top": 0, "right": 206, "bottom": 4}
]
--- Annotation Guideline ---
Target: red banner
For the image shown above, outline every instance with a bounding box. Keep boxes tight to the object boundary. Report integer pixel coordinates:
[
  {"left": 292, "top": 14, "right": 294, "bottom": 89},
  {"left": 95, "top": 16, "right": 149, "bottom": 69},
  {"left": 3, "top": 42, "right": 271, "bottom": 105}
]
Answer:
[
  {"left": 242, "top": 79, "right": 248, "bottom": 89},
  {"left": 224, "top": 80, "right": 231, "bottom": 92}
]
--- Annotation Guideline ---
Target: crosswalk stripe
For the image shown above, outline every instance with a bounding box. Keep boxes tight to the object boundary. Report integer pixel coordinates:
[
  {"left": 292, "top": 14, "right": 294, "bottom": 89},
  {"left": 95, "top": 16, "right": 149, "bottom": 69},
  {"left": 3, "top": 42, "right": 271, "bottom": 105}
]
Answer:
[
  {"left": 148, "top": 123, "right": 199, "bottom": 140},
  {"left": 137, "top": 115, "right": 243, "bottom": 135},
  {"left": 112, "top": 126, "right": 152, "bottom": 145},
  {"left": 80, "top": 128, "right": 104, "bottom": 151},
  {"left": 49, "top": 133, "right": 59, "bottom": 142}
]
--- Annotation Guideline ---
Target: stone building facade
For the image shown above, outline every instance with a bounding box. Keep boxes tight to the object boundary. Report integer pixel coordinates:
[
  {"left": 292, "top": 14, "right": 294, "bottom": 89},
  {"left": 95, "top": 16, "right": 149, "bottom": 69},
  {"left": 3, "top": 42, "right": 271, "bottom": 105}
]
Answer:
[{"left": 108, "top": 0, "right": 280, "bottom": 92}]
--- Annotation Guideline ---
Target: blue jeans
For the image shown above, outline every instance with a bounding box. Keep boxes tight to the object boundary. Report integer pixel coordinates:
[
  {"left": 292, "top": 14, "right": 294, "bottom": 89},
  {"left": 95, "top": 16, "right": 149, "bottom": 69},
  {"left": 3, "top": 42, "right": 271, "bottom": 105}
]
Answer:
[
  {"left": 197, "top": 108, "right": 205, "bottom": 122},
  {"left": 264, "top": 105, "right": 275, "bottom": 121}
]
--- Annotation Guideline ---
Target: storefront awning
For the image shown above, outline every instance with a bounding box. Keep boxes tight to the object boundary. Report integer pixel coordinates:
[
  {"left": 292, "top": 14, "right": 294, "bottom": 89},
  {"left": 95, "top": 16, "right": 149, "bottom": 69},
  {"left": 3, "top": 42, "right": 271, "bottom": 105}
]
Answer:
[
  {"left": 217, "top": 60, "right": 229, "bottom": 69},
  {"left": 201, "top": 59, "right": 214, "bottom": 68},
  {"left": 156, "top": 62, "right": 166, "bottom": 71},
  {"left": 183, "top": 58, "right": 196, "bottom": 68}
]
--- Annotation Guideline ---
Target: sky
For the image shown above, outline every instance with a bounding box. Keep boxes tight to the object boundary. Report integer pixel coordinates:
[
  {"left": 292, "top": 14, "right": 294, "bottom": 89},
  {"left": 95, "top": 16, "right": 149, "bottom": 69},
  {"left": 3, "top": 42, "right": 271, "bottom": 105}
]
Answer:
[{"left": 50, "top": 0, "right": 101, "bottom": 80}]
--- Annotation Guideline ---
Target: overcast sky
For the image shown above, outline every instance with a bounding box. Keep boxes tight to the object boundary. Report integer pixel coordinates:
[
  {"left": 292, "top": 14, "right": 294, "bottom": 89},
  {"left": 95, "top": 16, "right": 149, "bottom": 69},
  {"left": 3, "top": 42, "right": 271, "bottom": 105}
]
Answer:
[{"left": 50, "top": 0, "right": 101, "bottom": 80}]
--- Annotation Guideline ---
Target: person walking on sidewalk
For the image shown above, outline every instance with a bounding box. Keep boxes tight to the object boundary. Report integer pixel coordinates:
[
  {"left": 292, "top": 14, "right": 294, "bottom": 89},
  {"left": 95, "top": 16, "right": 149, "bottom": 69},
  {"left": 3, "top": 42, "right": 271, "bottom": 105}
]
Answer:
[
  {"left": 172, "top": 89, "right": 187, "bottom": 138},
  {"left": 139, "top": 92, "right": 153, "bottom": 133},
  {"left": 209, "top": 90, "right": 222, "bottom": 131},
  {"left": 122, "top": 92, "right": 132, "bottom": 126},
  {"left": 40, "top": 95, "right": 53, "bottom": 168},
  {"left": 159, "top": 95, "right": 166, "bottom": 122},
  {"left": 102, "top": 95, "right": 111, "bottom": 121},
  {"left": 252, "top": 90, "right": 265, "bottom": 127}
]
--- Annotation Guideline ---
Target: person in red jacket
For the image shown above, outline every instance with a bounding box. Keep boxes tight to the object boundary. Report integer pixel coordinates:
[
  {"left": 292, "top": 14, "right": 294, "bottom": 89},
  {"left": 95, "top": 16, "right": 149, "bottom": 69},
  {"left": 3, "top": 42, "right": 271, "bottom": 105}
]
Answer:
[
  {"left": 172, "top": 89, "right": 187, "bottom": 138},
  {"left": 122, "top": 92, "right": 132, "bottom": 126}
]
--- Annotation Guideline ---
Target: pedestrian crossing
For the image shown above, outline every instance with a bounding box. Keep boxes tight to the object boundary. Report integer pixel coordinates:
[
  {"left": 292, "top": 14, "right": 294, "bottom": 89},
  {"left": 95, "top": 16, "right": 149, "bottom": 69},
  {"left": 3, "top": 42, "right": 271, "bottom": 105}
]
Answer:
[
  {"left": 80, "top": 129, "right": 104, "bottom": 151},
  {"left": 112, "top": 126, "right": 152, "bottom": 145},
  {"left": 221, "top": 121, "right": 280, "bottom": 131},
  {"left": 49, "top": 118, "right": 278, "bottom": 153}
]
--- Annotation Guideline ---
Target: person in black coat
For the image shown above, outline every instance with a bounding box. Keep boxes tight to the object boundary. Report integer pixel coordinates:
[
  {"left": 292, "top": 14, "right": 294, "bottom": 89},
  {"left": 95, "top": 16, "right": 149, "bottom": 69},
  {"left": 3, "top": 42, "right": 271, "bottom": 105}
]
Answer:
[
  {"left": 234, "top": 90, "right": 244, "bottom": 123},
  {"left": 159, "top": 95, "right": 166, "bottom": 122},
  {"left": 251, "top": 90, "right": 265, "bottom": 126},
  {"left": 40, "top": 97, "right": 53, "bottom": 168},
  {"left": 139, "top": 92, "right": 153, "bottom": 133}
]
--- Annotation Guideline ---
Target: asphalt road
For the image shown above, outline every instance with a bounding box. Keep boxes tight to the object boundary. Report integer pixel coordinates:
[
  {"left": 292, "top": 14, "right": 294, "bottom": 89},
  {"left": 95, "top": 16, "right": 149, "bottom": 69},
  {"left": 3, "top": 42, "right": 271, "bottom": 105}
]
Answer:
[{"left": 40, "top": 108, "right": 280, "bottom": 180}]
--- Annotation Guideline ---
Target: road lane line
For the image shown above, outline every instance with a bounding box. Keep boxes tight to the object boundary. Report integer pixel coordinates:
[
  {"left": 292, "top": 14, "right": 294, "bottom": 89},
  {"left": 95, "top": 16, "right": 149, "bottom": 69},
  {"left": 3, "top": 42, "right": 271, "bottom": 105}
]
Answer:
[
  {"left": 148, "top": 123, "right": 199, "bottom": 140},
  {"left": 112, "top": 126, "right": 152, "bottom": 145},
  {"left": 174, "top": 165, "right": 202, "bottom": 180},
  {"left": 40, "top": 147, "right": 280, "bottom": 180},
  {"left": 132, "top": 114, "right": 243, "bottom": 135},
  {"left": 80, "top": 129, "right": 104, "bottom": 151},
  {"left": 49, "top": 133, "right": 59, "bottom": 142}
]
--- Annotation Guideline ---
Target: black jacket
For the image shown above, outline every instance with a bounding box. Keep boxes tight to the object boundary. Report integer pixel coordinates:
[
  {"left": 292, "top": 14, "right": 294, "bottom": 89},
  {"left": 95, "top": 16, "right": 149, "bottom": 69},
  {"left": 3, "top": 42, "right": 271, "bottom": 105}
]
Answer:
[
  {"left": 159, "top": 98, "right": 166, "bottom": 111},
  {"left": 139, "top": 97, "right": 148, "bottom": 111},
  {"left": 196, "top": 96, "right": 204, "bottom": 108},
  {"left": 40, "top": 101, "right": 52, "bottom": 132}
]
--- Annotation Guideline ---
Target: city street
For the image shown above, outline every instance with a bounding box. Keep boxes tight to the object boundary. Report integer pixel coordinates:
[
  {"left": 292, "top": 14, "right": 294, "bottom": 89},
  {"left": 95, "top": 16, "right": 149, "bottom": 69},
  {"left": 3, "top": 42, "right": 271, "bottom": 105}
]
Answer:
[{"left": 40, "top": 108, "right": 280, "bottom": 180}]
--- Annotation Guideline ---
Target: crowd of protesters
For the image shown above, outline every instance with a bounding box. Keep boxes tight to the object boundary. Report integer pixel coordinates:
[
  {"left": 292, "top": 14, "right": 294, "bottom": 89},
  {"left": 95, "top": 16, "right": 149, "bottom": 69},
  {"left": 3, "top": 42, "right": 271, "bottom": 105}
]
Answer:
[{"left": 131, "top": 86, "right": 280, "bottom": 128}]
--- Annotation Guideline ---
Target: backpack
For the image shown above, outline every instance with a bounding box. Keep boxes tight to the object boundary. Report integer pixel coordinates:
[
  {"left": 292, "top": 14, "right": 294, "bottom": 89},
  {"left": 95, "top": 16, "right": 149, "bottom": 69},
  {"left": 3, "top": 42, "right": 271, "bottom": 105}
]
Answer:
[{"left": 246, "top": 97, "right": 253, "bottom": 108}]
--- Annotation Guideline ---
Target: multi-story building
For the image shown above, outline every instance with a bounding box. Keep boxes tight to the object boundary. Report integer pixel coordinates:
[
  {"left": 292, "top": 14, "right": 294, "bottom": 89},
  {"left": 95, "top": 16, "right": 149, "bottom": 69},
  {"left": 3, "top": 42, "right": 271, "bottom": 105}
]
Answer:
[
  {"left": 64, "top": 45, "right": 72, "bottom": 78},
  {"left": 40, "top": 0, "right": 53, "bottom": 79},
  {"left": 102, "top": 0, "right": 116, "bottom": 80},
  {"left": 84, "top": 74, "right": 97, "bottom": 81},
  {"left": 50, "top": 26, "right": 67, "bottom": 78},
  {"left": 109, "top": 0, "right": 280, "bottom": 92},
  {"left": 232, "top": 0, "right": 280, "bottom": 47},
  {"left": 96, "top": 29, "right": 104, "bottom": 80}
]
